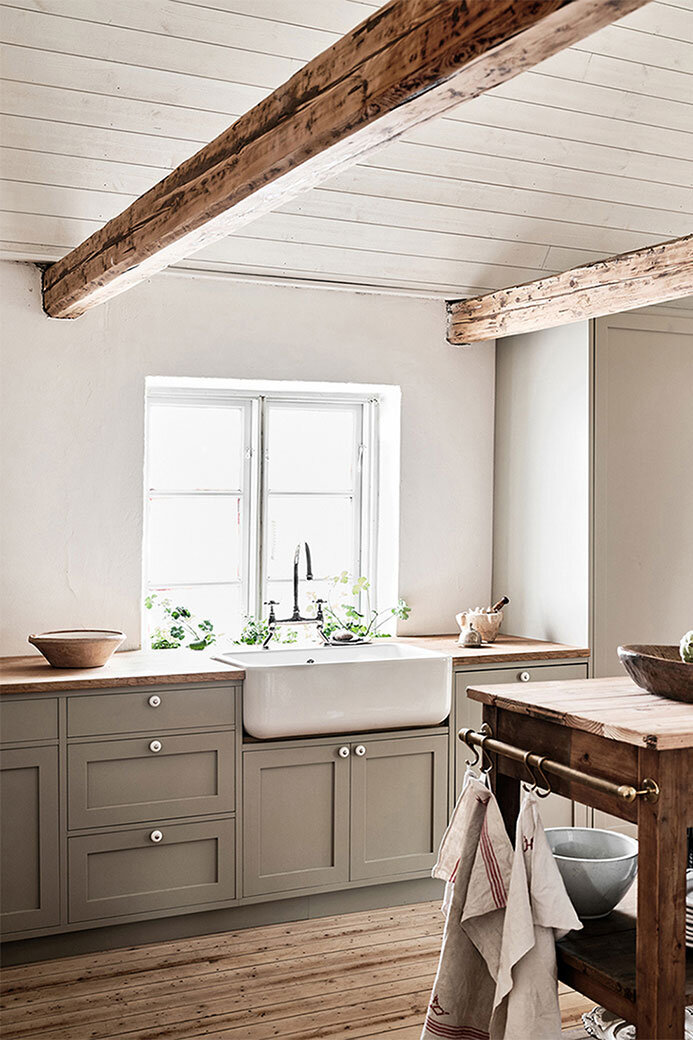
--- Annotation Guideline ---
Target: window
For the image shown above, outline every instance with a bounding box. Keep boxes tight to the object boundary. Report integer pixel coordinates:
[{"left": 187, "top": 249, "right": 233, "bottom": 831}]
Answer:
[{"left": 144, "top": 380, "right": 397, "bottom": 644}]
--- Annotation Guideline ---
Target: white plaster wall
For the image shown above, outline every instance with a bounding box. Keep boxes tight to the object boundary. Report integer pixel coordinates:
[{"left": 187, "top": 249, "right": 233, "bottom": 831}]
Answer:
[
  {"left": 0, "top": 261, "right": 495, "bottom": 654},
  {"left": 592, "top": 308, "right": 693, "bottom": 676},
  {"left": 492, "top": 321, "right": 591, "bottom": 647}
]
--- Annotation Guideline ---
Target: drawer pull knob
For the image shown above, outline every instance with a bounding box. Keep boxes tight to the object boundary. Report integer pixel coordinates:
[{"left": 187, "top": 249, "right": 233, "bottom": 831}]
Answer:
[
  {"left": 338, "top": 745, "right": 350, "bottom": 758},
  {"left": 150, "top": 830, "right": 163, "bottom": 843},
  {"left": 149, "top": 740, "right": 163, "bottom": 753},
  {"left": 519, "top": 671, "right": 531, "bottom": 683},
  {"left": 148, "top": 695, "right": 161, "bottom": 708},
  {"left": 354, "top": 744, "right": 367, "bottom": 757}
]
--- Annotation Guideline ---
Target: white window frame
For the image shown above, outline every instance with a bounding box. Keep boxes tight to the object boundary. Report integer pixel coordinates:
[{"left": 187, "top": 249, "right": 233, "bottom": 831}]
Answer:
[{"left": 143, "top": 378, "right": 399, "bottom": 641}]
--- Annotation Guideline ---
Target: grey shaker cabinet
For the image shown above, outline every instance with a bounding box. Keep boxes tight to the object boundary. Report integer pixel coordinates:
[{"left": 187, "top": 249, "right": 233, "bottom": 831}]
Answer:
[
  {"left": 243, "top": 743, "right": 351, "bottom": 897},
  {"left": 68, "top": 818, "right": 236, "bottom": 922},
  {"left": 350, "top": 734, "right": 448, "bottom": 881},
  {"left": 68, "top": 731, "right": 235, "bottom": 829},
  {"left": 454, "top": 663, "right": 589, "bottom": 828},
  {"left": 243, "top": 732, "right": 448, "bottom": 896},
  {"left": 67, "top": 686, "right": 234, "bottom": 737},
  {"left": 0, "top": 745, "right": 60, "bottom": 933}
]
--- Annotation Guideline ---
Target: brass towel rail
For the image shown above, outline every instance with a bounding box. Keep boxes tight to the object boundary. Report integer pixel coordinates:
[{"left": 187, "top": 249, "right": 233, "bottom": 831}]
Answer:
[{"left": 458, "top": 726, "right": 659, "bottom": 803}]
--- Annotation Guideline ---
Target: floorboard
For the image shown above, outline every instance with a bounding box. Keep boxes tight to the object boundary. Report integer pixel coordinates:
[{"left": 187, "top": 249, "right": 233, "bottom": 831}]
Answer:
[{"left": 1, "top": 901, "right": 594, "bottom": 1038}]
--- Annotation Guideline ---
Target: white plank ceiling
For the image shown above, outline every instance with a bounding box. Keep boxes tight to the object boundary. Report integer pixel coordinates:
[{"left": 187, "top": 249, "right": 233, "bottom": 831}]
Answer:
[{"left": 0, "top": 0, "right": 692, "bottom": 300}]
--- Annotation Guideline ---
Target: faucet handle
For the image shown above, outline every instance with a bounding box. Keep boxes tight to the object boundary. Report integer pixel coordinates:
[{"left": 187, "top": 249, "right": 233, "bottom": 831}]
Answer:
[{"left": 264, "top": 600, "right": 279, "bottom": 622}]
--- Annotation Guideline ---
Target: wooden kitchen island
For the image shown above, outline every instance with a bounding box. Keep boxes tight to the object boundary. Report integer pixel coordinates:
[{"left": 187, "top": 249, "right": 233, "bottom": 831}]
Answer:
[{"left": 465, "top": 676, "right": 693, "bottom": 1040}]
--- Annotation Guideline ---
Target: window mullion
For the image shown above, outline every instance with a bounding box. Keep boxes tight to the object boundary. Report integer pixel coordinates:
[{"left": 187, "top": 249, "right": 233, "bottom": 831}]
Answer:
[{"left": 257, "top": 396, "right": 268, "bottom": 617}]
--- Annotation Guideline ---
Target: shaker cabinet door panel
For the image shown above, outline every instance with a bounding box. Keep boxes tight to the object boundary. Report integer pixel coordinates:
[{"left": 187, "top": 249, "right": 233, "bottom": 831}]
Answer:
[
  {"left": 68, "top": 819, "right": 235, "bottom": 922},
  {"left": 68, "top": 732, "right": 235, "bottom": 829},
  {"left": 1, "top": 746, "right": 60, "bottom": 933},
  {"left": 350, "top": 735, "right": 448, "bottom": 881},
  {"left": 243, "top": 745, "right": 350, "bottom": 897}
]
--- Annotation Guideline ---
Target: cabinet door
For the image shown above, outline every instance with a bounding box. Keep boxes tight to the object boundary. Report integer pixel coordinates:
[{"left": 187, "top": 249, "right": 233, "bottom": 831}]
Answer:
[
  {"left": 455, "top": 664, "right": 589, "bottom": 828},
  {"left": 69, "top": 819, "right": 235, "bottom": 923},
  {"left": 243, "top": 744, "right": 350, "bottom": 897},
  {"left": 350, "top": 734, "right": 448, "bottom": 881},
  {"left": 1, "top": 746, "right": 60, "bottom": 933}
]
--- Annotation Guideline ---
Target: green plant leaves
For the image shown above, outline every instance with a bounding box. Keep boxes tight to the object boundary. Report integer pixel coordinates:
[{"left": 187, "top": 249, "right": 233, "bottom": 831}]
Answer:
[{"left": 146, "top": 596, "right": 218, "bottom": 651}]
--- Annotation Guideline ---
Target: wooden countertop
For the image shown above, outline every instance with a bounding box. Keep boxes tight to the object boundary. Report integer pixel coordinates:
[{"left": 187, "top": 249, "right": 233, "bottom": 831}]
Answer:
[
  {"left": 0, "top": 634, "right": 588, "bottom": 694},
  {"left": 467, "top": 675, "right": 693, "bottom": 750},
  {"left": 398, "top": 633, "right": 589, "bottom": 667},
  {"left": 0, "top": 651, "right": 245, "bottom": 693}
]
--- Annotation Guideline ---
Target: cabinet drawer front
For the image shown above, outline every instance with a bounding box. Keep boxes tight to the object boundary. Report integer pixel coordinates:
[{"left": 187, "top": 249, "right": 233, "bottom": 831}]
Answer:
[
  {"left": 455, "top": 663, "right": 588, "bottom": 737},
  {"left": 67, "top": 685, "right": 235, "bottom": 737},
  {"left": 456, "top": 663, "right": 589, "bottom": 708},
  {"left": 454, "top": 663, "right": 588, "bottom": 817},
  {"left": 68, "top": 818, "right": 235, "bottom": 922},
  {"left": 68, "top": 732, "right": 235, "bottom": 828},
  {"left": 0, "top": 698, "right": 58, "bottom": 745}
]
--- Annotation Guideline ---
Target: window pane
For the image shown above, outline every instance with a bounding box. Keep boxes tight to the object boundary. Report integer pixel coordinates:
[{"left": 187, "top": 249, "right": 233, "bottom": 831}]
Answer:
[
  {"left": 147, "top": 496, "right": 241, "bottom": 584},
  {"left": 148, "top": 403, "right": 244, "bottom": 490},
  {"left": 145, "top": 584, "right": 243, "bottom": 644},
  {"left": 267, "top": 404, "right": 358, "bottom": 492},
  {"left": 266, "top": 494, "right": 354, "bottom": 581}
]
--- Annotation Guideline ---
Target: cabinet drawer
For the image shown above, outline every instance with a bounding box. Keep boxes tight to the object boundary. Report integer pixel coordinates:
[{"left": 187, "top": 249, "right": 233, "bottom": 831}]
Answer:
[
  {"left": 455, "top": 663, "right": 588, "bottom": 706},
  {"left": 68, "top": 732, "right": 235, "bottom": 829},
  {"left": 0, "top": 698, "right": 58, "bottom": 745},
  {"left": 67, "top": 685, "right": 235, "bottom": 737},
  {"left": 454, "top": 663, "right": 588, "bottom": 822},
  {"left": 68, "top": 818, "right": 235, "bottom": 922}
]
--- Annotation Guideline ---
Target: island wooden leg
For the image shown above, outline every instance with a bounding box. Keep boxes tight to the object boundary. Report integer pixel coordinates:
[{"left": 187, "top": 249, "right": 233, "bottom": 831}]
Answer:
[
  {"left": 483, "top": 704, "right": 520, "bottom": 842},
  {"left": 636, "top": 748, "right": 687, "bottom": 1039}
]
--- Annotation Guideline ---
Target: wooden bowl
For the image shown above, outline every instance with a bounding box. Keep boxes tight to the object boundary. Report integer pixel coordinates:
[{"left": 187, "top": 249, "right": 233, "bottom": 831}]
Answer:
[
  {"left": 27, "top": 629, "right": 125, "bottom": 668},
  {"left": 617, "top": 644, "right": 693, "bottom": 702}
]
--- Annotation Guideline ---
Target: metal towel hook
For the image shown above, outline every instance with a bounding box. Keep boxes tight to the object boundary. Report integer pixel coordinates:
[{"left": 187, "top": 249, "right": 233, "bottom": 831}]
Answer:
[
  {"left": 465, "top": 742, "right": 481, "bottom": 770},
  {"left": 521, "top": 751, "right": 552, "bottom": 798},
  {"left": 479, "top": 723, "right": 494, "bottom": 775},
  {"left": 533, "top": 755, "right": 552, "bottom": 798},
  {"left": 521, "top": 750, "right": 536, "bottom": 791}
]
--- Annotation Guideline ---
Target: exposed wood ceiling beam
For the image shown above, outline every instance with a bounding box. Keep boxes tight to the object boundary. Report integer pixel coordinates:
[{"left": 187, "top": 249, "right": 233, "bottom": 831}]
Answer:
[
  {"left": 447, "top": 235, "right": 693, "bottom": 345},
  {"left": 42, "top": 0, "right": 648, "bottom": 319}
]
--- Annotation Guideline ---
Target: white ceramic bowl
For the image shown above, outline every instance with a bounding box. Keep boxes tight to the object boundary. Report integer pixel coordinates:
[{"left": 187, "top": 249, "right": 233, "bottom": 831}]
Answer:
[{"left": 546, "top": 827, "right": 638, "bottom": 919}]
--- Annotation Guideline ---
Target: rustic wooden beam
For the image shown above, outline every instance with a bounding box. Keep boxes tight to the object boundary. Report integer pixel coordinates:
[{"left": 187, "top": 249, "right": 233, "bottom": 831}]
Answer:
[
  {"left": 42, "top": 0, "right": 648, "bottom": 319},
  {"left": 447, "top": 235, "right": 693, "bottom": 345}
]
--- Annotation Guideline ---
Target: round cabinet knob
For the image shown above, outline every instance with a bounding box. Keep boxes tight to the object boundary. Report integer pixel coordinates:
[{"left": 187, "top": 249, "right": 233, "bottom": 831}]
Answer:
[
  {"left": 519, "top": 671, "right": 531, "bottom": 683},
  {"left": 354, "top": 745, "right": 367, "bottom": 757},
  {"left": 149, "top": 830, "right": 163, "bottom": 843},
  {"left": 337, "top": 746, "right": 350, "bottom": 758},
  {"left": 148, "top": 695, "right": 161, "bottom": 708},
  {"left": 149, "top": 739, "right": 162, "bottom": 753}
]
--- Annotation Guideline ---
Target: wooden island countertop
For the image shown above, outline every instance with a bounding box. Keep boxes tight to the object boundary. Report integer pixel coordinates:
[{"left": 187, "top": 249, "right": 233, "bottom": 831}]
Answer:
[
  {"left": 0, "top": 634, "right": 589, "bottom": 694},
  {"left": 467, "top": 674, "right": 693, "bottom": 750}
]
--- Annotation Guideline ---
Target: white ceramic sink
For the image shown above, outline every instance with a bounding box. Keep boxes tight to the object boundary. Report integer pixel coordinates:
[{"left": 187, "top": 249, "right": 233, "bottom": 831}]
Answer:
[{"left": 214, "top": 643, "right": 451, "bottom": 739}]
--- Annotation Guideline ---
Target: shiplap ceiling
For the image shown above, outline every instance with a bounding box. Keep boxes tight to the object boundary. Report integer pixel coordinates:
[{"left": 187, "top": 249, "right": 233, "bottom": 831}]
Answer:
[{"left": 0, "top": 0, "right": 692, "bottom": 301}]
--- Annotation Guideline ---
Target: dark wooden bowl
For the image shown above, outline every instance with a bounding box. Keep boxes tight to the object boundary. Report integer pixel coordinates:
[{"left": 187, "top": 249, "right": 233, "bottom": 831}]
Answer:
[{"left": 617, "top": 644, "right": 693, "bottom": 702}]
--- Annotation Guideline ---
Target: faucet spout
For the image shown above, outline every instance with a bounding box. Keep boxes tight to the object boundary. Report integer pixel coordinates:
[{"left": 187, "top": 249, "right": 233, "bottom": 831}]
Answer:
[{"left": 292, "top": 542, "right": 313, "bottom": 620}]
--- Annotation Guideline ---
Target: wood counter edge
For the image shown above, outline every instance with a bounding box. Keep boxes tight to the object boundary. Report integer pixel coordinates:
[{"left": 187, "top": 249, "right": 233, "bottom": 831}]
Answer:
[{"left": 0, "top": 635, "right": 589, "bottom": 694}]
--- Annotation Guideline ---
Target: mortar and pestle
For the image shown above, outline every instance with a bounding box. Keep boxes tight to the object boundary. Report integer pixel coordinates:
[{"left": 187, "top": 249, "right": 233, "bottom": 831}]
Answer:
[{"left": 456, "top": 596, "right": 509, "bottom": 646}]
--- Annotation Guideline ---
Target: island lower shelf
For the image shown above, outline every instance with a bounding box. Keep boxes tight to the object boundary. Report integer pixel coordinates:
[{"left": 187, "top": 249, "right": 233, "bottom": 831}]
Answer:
[{"left": 556, "top": 910, "right": 693, "bottom": 1021}]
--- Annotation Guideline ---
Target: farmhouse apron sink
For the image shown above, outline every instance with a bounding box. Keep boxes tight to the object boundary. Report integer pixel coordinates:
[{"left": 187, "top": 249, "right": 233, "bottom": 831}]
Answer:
[{"left": 214, "top": 643, "right": 451, "bottom": 738}]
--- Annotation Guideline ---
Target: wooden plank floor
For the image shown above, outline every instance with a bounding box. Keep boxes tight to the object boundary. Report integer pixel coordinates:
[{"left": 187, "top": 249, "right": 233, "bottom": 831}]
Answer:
[{"left": 1, "top": 902, "right": 594, "bottom": 1039}]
